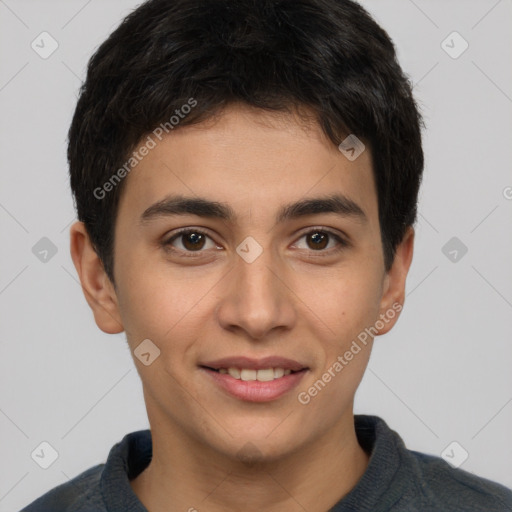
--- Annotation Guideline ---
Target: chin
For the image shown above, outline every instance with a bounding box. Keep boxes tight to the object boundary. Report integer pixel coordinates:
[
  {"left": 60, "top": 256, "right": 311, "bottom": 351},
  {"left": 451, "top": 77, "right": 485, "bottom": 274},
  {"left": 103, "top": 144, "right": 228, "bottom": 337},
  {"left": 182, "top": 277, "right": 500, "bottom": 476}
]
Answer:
[{"left": 205, "top": 422, "right": 308, "bottom": 464}]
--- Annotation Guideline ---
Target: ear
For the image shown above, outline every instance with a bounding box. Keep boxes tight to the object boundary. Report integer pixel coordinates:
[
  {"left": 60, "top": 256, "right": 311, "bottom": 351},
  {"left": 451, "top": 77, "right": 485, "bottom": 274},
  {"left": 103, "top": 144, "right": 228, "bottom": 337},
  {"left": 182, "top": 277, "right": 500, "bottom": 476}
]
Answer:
[
  {"left": 69, "top": 221, "right": 124, "bottom": 334},
  {"left": 375, "top": 226, "right": 415, "bottom": 336}
]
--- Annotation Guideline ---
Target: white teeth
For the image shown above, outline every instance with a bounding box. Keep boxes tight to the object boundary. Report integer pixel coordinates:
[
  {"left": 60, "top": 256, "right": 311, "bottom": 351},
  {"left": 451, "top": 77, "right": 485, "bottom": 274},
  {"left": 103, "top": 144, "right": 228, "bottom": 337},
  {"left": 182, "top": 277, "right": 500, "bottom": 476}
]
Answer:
[
  {"left": 240, "top": 369, "right": 257, "bottom": 381},
  {"left": 228, "top": 367, "right": 241, "bottom": 379},
  {"left": 256, "top": 368, "right": 275, "bottom": 382},
  {"left": 273, "top": 368, "right": 284, "bottom": 378},
  {"left": 218, "top": 367, "right": 297, "bottom": 381}
]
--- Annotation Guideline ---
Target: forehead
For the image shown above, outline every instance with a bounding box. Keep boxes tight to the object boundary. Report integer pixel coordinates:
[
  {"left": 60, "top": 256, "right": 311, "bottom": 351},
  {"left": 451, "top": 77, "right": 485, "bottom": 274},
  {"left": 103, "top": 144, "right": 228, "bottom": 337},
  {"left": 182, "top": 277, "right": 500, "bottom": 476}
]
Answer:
[{"left": 117, "top": 104, "right": 377, "bottom": 226}]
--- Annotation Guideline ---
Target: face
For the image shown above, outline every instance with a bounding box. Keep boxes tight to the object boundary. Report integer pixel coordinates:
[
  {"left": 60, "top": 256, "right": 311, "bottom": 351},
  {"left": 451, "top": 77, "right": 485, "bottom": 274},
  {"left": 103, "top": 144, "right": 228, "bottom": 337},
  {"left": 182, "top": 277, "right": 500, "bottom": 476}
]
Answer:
[{"left": 72, "top": 103, "right": 413, "bottom": 462}]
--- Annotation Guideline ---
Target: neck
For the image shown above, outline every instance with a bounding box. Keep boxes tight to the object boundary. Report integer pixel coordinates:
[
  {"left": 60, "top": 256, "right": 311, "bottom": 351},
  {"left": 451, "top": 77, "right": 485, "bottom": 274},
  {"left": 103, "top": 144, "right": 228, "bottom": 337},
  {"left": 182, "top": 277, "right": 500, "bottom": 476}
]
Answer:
[{"left": 130, "top": 412, "right": 369, "bottom": 512}]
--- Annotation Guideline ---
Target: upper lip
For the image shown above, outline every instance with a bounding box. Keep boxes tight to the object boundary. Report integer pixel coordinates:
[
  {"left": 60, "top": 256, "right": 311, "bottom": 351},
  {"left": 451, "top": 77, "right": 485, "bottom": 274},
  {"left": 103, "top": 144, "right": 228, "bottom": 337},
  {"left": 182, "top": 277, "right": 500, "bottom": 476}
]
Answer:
[{"left": 200, "top": 356, "right": 308, "bottom": 372}]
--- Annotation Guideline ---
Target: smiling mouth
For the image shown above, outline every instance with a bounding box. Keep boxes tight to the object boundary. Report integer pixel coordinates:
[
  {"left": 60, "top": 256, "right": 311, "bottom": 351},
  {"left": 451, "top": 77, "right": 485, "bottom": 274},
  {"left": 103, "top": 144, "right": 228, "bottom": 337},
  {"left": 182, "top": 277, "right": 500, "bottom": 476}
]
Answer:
[{"left": 201, "top": 366, "right": 307, "bottom": 382}]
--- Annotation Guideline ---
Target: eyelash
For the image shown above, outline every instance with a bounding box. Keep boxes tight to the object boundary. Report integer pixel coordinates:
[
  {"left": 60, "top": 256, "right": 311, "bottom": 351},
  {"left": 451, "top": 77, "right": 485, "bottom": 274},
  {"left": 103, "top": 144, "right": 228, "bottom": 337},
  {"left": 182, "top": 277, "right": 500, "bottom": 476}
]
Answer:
[{"left": 161, "top": 227, "right": 349, "bottom": 258}]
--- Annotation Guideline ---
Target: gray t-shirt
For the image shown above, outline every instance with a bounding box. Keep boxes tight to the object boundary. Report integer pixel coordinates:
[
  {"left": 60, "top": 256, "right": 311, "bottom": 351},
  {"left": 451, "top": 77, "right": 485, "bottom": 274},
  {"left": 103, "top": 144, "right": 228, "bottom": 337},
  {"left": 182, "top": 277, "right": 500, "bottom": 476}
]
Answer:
[{"left": 20, "top": 415, "right": 512, "bottom": 511}]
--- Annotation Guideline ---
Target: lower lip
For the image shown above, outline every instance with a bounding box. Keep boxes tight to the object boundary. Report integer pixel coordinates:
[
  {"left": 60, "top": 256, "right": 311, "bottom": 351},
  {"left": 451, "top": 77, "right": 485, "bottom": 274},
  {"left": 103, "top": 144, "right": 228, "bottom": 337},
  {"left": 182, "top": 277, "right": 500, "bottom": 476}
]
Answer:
[{"left": 201, "top": 367, "right": 308, "bottom": 402}]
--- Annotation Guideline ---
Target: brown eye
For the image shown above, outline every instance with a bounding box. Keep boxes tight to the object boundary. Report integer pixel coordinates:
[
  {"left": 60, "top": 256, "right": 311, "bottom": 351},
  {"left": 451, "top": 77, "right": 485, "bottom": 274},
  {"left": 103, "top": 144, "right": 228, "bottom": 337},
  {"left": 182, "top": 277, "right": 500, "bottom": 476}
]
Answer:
[
  {"left": 293, "top": 228, "right": 348, "bottom": 254},
  {"left": 181, "top": 232, "right": 206, "bottom": 251},
  {"left": 306, "top": 231, "right": 329, "bottom": 250},
  {"left": 164, "top": 229, "right": 218, "bottom": 253}
]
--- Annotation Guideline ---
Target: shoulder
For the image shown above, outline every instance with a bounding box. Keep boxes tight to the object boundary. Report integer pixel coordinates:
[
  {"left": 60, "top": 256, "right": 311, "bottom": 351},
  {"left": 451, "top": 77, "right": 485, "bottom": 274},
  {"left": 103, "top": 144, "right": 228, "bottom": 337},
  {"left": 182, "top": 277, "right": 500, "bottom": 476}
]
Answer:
[
  {"left": 19, "top": 464, "right": 106, "bottom": 512},
  {"left": 354, "top": 415, "right": 512, "bottom": 512},
  {"left": 19, "top": 429, "right": 151, "bottom": 512},
  {"left": 404, "top": 449, "right": 512, "bottom": 511}
]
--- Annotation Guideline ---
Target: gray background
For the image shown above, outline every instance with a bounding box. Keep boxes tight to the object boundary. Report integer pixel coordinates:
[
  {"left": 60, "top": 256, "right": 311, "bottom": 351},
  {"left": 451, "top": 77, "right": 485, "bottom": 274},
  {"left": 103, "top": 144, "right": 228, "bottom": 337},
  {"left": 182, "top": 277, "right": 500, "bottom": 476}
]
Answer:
[{"left": 1, "top": 0, "right": 511, "bottom": 510}]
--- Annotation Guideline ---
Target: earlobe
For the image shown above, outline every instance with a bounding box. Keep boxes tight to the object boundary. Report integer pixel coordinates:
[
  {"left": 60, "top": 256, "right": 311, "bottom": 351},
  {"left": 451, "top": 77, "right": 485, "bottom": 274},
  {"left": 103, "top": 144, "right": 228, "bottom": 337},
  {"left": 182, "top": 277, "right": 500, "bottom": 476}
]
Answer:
[
  {"left": 375, "top": 227, "right": 415, "bottom": 336},
  {"left": 69, "top": 221, "right": 124, "bottom": 334}
]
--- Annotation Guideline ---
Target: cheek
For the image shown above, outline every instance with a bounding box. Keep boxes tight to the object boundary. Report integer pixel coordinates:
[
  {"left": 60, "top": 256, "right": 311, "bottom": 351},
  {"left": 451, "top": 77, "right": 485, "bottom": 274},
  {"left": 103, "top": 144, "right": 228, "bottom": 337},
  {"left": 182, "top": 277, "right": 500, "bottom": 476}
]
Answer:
[
  {"left": 115, "top": 257, "right": 198, "bottom": 345},
  {"left": 294, "top": 272, "right": 380, "bottom": 424},
  {"left": 297, "top": 265, "right": 383, "bottom": 345}
]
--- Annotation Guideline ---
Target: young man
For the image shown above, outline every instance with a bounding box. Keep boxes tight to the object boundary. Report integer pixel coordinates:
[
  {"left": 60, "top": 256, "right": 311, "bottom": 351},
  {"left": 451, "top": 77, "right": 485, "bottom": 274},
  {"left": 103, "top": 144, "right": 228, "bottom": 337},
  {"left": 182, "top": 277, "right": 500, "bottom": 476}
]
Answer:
[{"left": 21, "top": 0, "right": 512, "bottom": 511}]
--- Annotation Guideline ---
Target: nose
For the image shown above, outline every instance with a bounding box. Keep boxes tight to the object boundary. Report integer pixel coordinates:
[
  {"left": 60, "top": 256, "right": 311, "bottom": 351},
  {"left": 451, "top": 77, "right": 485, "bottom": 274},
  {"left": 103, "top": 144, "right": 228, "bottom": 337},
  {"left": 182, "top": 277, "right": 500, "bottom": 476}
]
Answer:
[{"left": 215, "top": 245, "right": 297, "bottom": 340}]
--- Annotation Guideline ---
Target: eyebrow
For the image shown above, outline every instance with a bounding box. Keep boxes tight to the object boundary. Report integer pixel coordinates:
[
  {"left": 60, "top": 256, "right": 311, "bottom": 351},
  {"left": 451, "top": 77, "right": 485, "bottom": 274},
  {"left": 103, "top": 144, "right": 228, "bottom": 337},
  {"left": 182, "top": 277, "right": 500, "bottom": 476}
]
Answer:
[{"left": 139, "top": 193, "right": 367, "bottom": 225}]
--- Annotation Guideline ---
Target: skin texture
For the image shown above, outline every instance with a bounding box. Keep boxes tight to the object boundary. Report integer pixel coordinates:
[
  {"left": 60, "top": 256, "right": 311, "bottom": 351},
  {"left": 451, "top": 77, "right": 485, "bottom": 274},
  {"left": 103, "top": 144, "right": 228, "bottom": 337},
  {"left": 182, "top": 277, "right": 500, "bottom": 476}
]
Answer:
[{"left": 70, "top": 103, "right": 414, "bottom": 512}]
